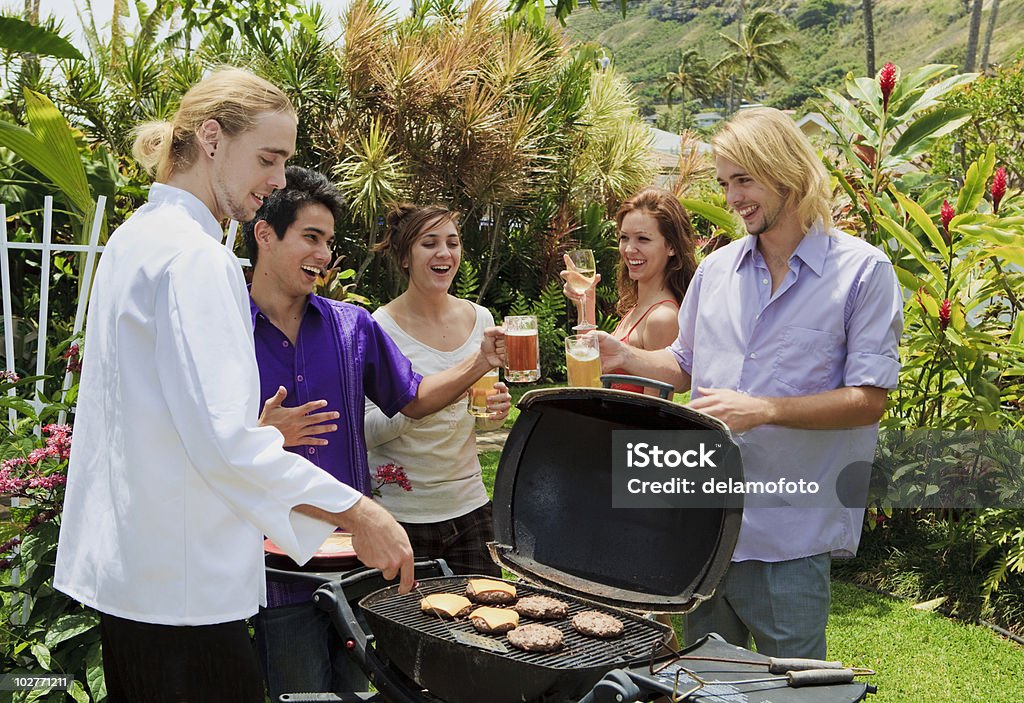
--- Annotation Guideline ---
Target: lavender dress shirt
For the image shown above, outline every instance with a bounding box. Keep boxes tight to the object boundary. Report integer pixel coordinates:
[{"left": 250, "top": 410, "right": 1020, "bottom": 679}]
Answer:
[{"left": 670, "top": 223, "right": 903, "bottom": 561}]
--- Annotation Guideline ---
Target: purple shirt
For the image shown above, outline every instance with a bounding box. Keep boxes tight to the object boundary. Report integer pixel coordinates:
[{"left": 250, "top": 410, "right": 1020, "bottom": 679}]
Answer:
[
  {"left": 251, "top": 294, "right": 421, "bottom": 605},
  {"left": 670, "top": 223, "right": 902, "bottom": 561}
]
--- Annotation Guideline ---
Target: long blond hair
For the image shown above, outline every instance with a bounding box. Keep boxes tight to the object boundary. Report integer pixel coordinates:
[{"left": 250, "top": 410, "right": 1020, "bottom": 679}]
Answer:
[
  {"left": 131, "top": 68, "right": 295, "bottom": 183},
  {"left": 711, "top": 108, "right": 832, "bottom": 231}
]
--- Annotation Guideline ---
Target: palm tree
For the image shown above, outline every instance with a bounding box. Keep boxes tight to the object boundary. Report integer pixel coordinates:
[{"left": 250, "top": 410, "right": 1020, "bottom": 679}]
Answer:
[
  {"left": 980, "top": 0, "right": 1001, "bottom": 69},
  {"left": 660, "top": 49, "right": 710, "bottom": 127},
  {"left": 713, "top": 9, "right": 796, "bottom": 113},
  {"left": 863, "top": 0, "right": 875, "bottom": 77},
  {"left": 964, "top": 0, "right": 984, "bottom": 71}
]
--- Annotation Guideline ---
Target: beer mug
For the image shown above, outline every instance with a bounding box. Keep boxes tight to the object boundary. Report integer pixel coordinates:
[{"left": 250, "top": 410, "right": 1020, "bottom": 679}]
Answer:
[
  {"left": 468, "top": 368, "right": 500, "bottom": 417},
  {"left": 564, "top": 334, "right": 601, "bottom": 387},
  {"left": 504, "top": 315, "right": 540, "bottom": 382}
]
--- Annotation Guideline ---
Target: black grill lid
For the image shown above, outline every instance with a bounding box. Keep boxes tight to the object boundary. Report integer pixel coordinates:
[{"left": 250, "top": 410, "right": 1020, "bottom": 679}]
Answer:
[{"left": 490, "top": 387, "right": 742, "bottom": 613}]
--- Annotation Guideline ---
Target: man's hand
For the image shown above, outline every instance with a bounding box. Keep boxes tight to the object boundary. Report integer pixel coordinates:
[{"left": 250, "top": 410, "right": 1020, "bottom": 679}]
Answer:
[
  {"left": 342, "top": 497, "right": 415, "bottom": 593},
  {"left": 481, "top": 326, "right": 506, "bottom": 369},
  {"left": 593, "top": 330, "right": 630, "bottom": 372},
  {"left": 687, "top": 387, "right": 774, "bottom": 434},
  {"left": 259, "top": 386, "right": 339, "bottom": 447}
]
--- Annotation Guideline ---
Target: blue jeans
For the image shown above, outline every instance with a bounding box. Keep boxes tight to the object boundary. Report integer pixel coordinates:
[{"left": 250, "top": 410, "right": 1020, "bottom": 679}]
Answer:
[
  {"left": 253, "top": 601, "right": 368, "bottom": 702},
  {"left": 684, "top": 553, "right": 832, "bottom": 658}
]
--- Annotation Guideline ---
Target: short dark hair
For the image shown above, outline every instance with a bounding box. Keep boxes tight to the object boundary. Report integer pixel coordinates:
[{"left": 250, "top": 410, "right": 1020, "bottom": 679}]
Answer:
[{"left": 242, "top": 166, "right": 344, "bottom": 264}]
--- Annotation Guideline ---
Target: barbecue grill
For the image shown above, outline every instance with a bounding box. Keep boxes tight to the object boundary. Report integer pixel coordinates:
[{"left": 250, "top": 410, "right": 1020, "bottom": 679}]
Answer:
[{"left": 272, "top": 384, "right": 875, "bottom": 703}]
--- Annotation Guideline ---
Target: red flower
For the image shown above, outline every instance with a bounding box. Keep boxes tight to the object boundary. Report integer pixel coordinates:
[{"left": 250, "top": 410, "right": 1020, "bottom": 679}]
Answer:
[
  {"left": 940, "top": 200, "right": 955, "bottom": 245},
  {"left": 879, "top": 62, "right": 897, "bottom": 110},
  {"left": 939, "top": 298, "right": 952, "bottom": 331},
  {"left": 63, "top": 344, "right": 82, "bottom": 374},
  {"left": 992, "top": 167, "right": 1007, "bottom": 215},
  {"left": 373, "top": 462, "right": 412, "bottom": 494}
]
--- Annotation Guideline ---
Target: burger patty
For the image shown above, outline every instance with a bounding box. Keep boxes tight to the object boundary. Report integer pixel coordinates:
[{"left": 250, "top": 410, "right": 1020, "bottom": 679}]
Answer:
[
  {"left": 513, "top": 595, "right": 569, "bottom": 620},
  {"left": 506, "top": 623, "right": 564, "bottom": 652},
  {"left": 571, "top": 610, "right": 624, "bottom": 638},
  {"left": 466, "top": 578, "right": 517, "bottom": 605}
]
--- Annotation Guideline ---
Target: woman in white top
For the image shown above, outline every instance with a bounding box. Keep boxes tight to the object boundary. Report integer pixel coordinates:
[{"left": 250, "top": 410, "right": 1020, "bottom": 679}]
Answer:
[{"left": 365, "top": 204, "right": 511, "bottom": 576}]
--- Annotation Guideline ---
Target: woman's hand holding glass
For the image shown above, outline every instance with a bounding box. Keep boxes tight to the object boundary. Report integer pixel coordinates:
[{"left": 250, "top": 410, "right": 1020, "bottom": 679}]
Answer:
[{"left": 560, "top": 253, "right": 601, "bottom": 330}]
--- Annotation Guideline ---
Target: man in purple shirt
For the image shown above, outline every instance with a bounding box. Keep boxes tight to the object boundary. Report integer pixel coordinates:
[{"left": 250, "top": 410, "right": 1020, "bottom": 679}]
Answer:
[
  {"left": 597, "top": 108, "right": 902, "bottom": 658},
  {"left": 243, "top": 167, "right": 508, "bottom": 699}
]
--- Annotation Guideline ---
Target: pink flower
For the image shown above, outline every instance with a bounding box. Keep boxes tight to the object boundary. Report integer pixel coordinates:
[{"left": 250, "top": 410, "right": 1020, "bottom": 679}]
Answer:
[
  {"left": 992, "top": 167, "right": 1007, "bottom": 215},
  {"left": 879, "top": 62, "right": 897, "bottom": 110},
  {"left": 940, "top": 200, "right": 955, "bottom": 246},
  {"left": 0, "top": 370, "right": 18, "bottom": 384},
  {"left": 939, "top": 298, "right": 952, "bottom": 331}
]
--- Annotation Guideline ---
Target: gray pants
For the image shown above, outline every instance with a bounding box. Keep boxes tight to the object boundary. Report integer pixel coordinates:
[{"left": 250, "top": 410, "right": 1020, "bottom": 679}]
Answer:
[{"left": 684, "top": 553, "right": 831, "bottom": 658}]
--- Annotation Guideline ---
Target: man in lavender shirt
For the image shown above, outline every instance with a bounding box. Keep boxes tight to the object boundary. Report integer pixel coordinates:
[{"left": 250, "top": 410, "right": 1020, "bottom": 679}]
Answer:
[
  {"left": 596, "top": 108, "right": 903, "bottom": 658},
  {"left": 243, "top": 167, "right": 509, "bottom": 699}
]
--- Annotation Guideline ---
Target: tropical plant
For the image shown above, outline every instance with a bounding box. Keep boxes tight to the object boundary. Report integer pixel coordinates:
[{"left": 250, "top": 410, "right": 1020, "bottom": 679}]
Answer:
[
  {"left": 817, "top": 62, "right": 977, "bottom": 245},
  {"left": 1, "top": 353, "right": 102, "bottom": 703},
  {"left": 712, "top": 9, "right": 796, "bottom": 113},
  {"left": 660, "top": 49, "right": 710, "bottom": 123}
]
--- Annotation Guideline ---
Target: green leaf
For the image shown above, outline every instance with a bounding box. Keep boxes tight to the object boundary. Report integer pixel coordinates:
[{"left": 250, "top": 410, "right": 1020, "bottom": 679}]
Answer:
[
  {"left": 958, "top": 224, "right": 1024, "bottom": 246},
  {"left": 986, "top": 246, "right": 1024, "bottom": 268},
  {"left": 956, "top": 143, "right": 996, "bottom": 215},
  {"left": 876, "top": 214, "right": 945, "bottom": 283},
  {"left": 0, "top": 91, "right": 94, "bottom": 223},
  {"left": 68, "top": 680, "right": 89, "bottom": 703},
  {"left": 894, "top": 265, "right": 927, "bottom": 294},
  {"left": 0, "top": 17, "right": 84, "bottom": 60},
  {"left": 86, "top": 641, "right": 106, "bottom": 700},
  {"left": 1010, "top": 315, "right": 1024, "bottom": 346},
  {"left": 44, "top": 611, "right": 99, "bottom": 649},
  {"left": 30, "top": 642, "right": 52, "bottom": 670},
  {"left": 889, "top": 107, "right": 972, "bottom": 162},
  {"left": 679, "top": 198, "right": 739, "bottom": 233},
  {"left": 890, "top": 187, "right": 947, "bottom": 260},
  {"left": 817, "top": 88, "right": 873, "bottom": 138},
  {"left": 847, "top": 77, "right": 882, "bottom": 119}
]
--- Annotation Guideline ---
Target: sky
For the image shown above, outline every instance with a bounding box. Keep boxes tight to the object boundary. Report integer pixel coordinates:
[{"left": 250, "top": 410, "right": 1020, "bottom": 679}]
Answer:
[{"left": 30, "top": 0, "right": 410, "bottom": 44}]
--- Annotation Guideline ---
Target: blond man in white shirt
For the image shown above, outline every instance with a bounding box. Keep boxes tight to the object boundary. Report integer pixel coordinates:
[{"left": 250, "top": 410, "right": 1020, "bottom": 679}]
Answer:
[{"left": 54, "top": 68, "right": 414, "bottom": 703}]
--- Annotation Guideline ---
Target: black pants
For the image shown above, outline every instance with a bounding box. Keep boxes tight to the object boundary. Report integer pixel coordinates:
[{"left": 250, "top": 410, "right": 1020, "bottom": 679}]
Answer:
[
  {"left": 100, "top": 612, "right": 264, "bottom": 703},
  {"left": 400, "top": 501, "right": 502, "bottom": 577}
]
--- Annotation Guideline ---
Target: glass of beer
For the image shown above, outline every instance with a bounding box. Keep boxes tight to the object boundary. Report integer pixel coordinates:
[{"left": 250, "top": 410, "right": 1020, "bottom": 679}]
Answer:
[
  {"left": 504, "top": 315, "right": 540, "bottom": 382},
  {"left": 468, "top": 368, "right": 500, "bottom": 417},
  {"left": 564, "top": 334, "right": 602, "bottom": 387}
]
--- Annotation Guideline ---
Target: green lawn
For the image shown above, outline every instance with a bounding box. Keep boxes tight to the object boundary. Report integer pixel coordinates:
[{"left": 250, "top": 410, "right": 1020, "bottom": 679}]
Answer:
[{"left": 477, "top": 451, "right": 1024, "bottom": 702}]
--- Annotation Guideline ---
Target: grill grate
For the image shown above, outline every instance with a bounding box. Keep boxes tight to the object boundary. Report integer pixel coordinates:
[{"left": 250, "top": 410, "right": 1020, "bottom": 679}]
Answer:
[{"left": 360, "top": 576, "right": 668, "bottom": 671}]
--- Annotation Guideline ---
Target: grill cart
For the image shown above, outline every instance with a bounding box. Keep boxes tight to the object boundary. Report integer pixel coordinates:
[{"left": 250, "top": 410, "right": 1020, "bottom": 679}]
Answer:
[{"left": 271, "top": 386, "right": 875, "bottom": 703}]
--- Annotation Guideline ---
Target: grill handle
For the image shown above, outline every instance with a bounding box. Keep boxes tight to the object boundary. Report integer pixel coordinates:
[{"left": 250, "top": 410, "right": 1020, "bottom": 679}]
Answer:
[
  {"left": 313, "top": 560, "right": 454, "bottom": 703},
  {"left": 600, "top": 374, "right": 675, "bottom": 399}
]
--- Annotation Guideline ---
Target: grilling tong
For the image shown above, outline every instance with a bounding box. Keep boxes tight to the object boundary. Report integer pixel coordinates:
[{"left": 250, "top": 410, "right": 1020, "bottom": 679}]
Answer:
[{"left": 651, "top": 648, "right": 876, "bottom": 700}]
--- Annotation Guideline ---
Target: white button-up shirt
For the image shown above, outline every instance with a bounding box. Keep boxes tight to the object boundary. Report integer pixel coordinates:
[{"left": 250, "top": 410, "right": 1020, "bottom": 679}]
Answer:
[
  {"left": 55, "top": 184, "right": 361, "bottom": 625},
  {"left": 670, "top": 224, "right": 903, "bottom": 561}
]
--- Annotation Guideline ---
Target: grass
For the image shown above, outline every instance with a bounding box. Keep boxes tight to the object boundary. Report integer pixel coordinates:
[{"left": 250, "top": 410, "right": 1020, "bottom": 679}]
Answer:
[{"left": 477, "top": 447, "right": 1024, "bottom": 702}]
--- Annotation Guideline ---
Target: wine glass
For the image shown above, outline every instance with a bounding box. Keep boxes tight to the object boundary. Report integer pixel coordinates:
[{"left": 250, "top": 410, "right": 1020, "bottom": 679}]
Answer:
[{"left": 566, "top": 249, "right": 597, "bottom": 331}]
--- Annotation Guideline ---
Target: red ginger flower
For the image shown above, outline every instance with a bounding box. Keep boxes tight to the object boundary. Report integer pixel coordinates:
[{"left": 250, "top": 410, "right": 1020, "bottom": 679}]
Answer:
[
  {"left": 992, "top": 167, "right": 1007, "bottom": 215},
  {"left": 879, "top": 62, "right": 897, "bottom": 110},
  {"left": 940, "top": 200, "right": 955, "bottom": 245},
  {"left": 939, "top": 298, "right": 952, "bottom": 331}
]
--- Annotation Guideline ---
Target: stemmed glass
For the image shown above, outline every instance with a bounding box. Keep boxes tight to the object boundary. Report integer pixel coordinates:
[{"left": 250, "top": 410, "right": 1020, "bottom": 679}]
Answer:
[{"left": 565, "top": 248, "right": 597, "bottom": 331}]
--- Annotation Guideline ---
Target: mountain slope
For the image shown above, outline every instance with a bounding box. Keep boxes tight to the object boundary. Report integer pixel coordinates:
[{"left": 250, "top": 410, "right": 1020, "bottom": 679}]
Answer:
[{"left": 561, "top": 0, "right": 1024, "bottom": 113}]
